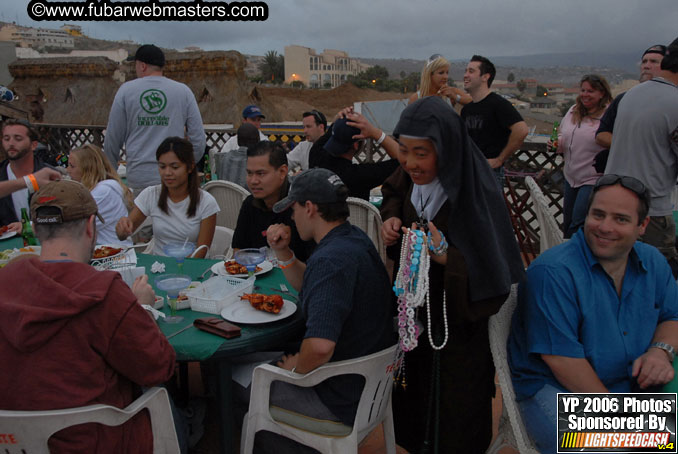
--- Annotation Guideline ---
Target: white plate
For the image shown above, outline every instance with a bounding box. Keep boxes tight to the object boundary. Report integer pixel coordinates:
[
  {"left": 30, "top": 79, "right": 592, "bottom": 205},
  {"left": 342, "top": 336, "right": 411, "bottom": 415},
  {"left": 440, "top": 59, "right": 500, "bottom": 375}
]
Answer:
[
  {"left": 211, "top": 260, "right": 273, "bottom": 278},
  {"left": 0, "top": 230, "right": 17, "bottom": 240},
  {"left": 221, "top": 299, "right": 296, "bottom": 324}
]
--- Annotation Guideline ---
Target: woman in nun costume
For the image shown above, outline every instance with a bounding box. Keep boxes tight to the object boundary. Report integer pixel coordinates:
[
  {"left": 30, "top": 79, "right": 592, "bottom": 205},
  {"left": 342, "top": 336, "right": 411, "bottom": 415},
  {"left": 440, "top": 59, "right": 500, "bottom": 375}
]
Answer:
[{"left": 380, "top": 96, "right": 525, "bottom": 454}]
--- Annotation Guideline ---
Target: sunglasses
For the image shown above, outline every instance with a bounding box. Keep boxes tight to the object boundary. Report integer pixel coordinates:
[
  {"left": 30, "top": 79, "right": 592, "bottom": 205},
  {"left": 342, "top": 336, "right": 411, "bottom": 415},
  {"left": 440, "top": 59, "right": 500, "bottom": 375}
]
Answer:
[
  {"left": 594, "top": 174, "right": 647, "bottom": 197},
  {"left": 306, "top": 110, "right": 326, "bottom": 127},
  {"left": 581, "top": 74, "right": 602, "bottom": 84},
  {"left": 426, "top": 54, "right": 444, "bottom": 67},
  {"left": 643, "top": 45, "right": 667, "bottom": 56}
]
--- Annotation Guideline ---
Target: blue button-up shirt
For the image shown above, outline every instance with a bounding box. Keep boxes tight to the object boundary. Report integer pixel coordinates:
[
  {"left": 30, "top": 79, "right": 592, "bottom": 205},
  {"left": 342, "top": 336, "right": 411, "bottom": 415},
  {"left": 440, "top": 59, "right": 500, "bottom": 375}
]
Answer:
[{"left": 508, "top": 230, "right": 678, "bottom": 400}]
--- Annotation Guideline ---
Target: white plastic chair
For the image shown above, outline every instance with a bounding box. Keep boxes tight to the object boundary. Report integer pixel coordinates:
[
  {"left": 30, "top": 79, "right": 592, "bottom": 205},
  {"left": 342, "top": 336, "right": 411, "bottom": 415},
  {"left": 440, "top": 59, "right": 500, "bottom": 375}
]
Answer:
[
  {"left": 486, "top": 286, "right": 540, "bottom": 454},
  {"left": 204, "top": 180, "right": 250, "bottom": 230},
  {"left": 346, "top": 197, "right": 387, "bottom": 264},
  {"left": 525, "top": 176, "right": 564, "bottom": 253},
  {"left": 0, "top": 387, "right": 180, "bottom": 454},
  {"left": 240, "top": 344, "right": 398, "bottom": 454},
  {"left": 207, "top": 226, "right": 234, "bottom": 259}
]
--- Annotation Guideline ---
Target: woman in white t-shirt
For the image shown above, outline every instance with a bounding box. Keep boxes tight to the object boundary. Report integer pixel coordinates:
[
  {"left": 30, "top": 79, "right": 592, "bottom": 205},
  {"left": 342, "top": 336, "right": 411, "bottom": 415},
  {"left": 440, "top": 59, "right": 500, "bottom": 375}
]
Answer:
[
  {"left": 115, "top": 137, "right": 218, "bottom": 258},
  {"left": 67, "top": 144, "right": 133, "bottom": 246}
]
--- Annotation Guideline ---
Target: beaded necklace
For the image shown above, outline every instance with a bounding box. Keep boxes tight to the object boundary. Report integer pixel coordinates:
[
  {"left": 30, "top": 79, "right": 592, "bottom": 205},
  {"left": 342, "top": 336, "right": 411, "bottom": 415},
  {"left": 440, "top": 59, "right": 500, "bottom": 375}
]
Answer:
[{"left": 393, "top": 228, "right": 449, "bottom": 353}]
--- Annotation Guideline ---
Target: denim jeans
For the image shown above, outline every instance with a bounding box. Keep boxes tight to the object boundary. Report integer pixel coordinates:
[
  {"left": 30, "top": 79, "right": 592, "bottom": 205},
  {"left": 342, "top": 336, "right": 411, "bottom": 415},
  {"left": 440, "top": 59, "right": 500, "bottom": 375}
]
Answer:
[
  {"left": 562, "top": 181, "right": 593, "bottom": 238},
  {"left": 518, "top": 384, "right": 563, "bottom": 454}
]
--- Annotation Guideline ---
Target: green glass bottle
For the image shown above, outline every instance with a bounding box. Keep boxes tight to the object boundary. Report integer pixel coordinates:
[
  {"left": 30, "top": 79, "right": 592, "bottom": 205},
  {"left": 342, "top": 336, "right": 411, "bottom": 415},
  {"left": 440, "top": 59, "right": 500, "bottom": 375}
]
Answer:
[
  {"left": 549, "top": 121, "right": 559, "bottom": 152},
  {"left": 203, "top": 155, "right": 212, "bottom": 183},
  {"left": 21, "top": 208, "right": 38, "bottom": 246}
]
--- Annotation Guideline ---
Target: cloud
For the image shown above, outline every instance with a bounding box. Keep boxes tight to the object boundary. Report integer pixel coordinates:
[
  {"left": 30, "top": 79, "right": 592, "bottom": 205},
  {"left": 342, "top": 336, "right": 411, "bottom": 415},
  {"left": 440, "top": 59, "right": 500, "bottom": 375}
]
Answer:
[{"left": 2, "top": 0, "right": 676, "bottom": 58}]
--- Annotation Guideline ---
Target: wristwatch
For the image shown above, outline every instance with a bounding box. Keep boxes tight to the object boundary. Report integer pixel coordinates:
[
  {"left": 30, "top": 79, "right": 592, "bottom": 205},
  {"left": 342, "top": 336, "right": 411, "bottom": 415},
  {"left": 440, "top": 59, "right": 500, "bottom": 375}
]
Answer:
[{"left": 650, "top": 342, "right": 675, "bottom": 363}]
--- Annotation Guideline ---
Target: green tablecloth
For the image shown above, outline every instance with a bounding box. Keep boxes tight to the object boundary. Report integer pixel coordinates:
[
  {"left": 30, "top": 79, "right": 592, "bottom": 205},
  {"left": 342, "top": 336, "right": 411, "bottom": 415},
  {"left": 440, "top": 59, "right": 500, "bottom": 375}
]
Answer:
[
  {"left": 137, "top": 253, "right": 300, "bottom": 361},
  {"left": 0, "top": 234, "right": 25, "bottom": 251}
]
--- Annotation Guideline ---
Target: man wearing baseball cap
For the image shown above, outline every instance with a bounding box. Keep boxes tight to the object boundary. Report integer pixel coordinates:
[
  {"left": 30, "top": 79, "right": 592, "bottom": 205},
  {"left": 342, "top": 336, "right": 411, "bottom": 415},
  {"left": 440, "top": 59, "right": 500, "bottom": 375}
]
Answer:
[
  {"left": 309, "top": 110, "right": 399, "bottom": 200},
  {"left": 0, "top": 179, "right": 177, "bottom": 453},
  {"left": 595, "top": 43, "right": 667, "bottom": 150},
  {"left": 104, "top": 43, "right": 205, "bottom": 197},
  {"left": 220, "top": 104, "right": 269, "bottom": 153},
  {"left": 604, "top": 37, "right": 678, "bottom": 276},
  {"left": 247, "top": 168, "right": 394, "bottom": 452}
]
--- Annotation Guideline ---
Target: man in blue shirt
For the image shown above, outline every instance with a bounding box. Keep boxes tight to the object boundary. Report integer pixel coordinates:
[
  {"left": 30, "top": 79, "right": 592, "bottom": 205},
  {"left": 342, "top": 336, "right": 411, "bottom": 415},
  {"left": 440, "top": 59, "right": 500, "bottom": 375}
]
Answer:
[{"left": 508, "top": 174, "right": 678, "bottom": 453}]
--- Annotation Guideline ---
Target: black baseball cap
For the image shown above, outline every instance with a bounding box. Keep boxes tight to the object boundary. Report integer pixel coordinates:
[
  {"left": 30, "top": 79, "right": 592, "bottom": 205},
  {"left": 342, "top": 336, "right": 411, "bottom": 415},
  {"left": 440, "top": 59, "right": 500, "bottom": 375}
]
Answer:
[
  {"left": 323, "top": 118, "right": 360, "bottom": 157},
  {"left": 273, "top": 168, "right": 347, "bottom": 213},
  {"left": 127, "top": 44, "right": 165, "bottom": 67}
]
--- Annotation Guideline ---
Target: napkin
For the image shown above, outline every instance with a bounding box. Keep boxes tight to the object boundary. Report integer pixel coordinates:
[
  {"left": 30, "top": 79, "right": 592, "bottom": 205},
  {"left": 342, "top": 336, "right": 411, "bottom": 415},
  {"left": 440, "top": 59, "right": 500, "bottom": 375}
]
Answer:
[
  {"left": 116, "top": 266, "right": 146, "bottom": 288},
  {"left": 151, "top": 261, "right": 166, "bottom": 273}
]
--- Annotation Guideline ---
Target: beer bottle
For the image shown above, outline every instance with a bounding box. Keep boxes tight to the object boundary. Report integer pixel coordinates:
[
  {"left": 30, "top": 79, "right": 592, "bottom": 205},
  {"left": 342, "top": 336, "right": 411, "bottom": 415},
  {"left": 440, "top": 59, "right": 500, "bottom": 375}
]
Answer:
[
  {"left": 549, "top": 121, "right": 559, "bottom": 152},
  {"left": 21, "top": 208, "right": 38, "bottom": 246},
  {"left": 203, "top": 155, "right": 212, "bottom": 183}
]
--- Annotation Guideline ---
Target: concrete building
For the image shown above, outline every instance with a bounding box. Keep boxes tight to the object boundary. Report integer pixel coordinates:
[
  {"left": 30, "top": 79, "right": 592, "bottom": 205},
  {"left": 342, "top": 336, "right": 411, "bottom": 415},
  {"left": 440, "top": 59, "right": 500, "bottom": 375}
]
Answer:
[
  {"left": 0, "top": 24, "right": 74, "bottom": 49},
  {"left": 0, "top": 41, "right": 17, "bottom": 86},
  {"left": 284, "top": 45, "right": 370, "bottom": 88}
]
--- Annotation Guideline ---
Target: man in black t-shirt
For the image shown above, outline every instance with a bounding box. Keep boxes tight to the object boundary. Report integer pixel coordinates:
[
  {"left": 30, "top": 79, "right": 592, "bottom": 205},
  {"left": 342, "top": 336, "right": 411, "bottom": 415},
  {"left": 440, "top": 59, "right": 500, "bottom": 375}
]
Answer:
[
  {"left": 231, "top": 141, "right": 314, "bottom": 262},
  {"left": 461, "top": 55, "right": 528, "bottom": 188}
]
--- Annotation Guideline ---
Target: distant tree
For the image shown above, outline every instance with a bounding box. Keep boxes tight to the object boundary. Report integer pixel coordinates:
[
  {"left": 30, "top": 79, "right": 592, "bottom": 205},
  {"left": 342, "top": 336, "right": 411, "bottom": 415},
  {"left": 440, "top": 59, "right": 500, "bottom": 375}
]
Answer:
[
  {"left": 259, "top": 50, "right": 284, "bottom": 84},
  {"left": 507, "top": 72, "right": 515, "bottom": 83},
  {"left": 401, "top": 72, "right": 421, "bottom": 92},
  {"left": 536, "top": 85, "right": 549, "bottom": 97},
  {"left": 400, "top": 70, "right": 407, "bottom": 79},
  {"left": 347, "top": 65, "right": 395, "bottom": 91},
  {"left": 323, "top": 81, "right": 332, "bottom": 89},
  {"left": 516, "top": 79, "right": 527, "bottom": 92}
]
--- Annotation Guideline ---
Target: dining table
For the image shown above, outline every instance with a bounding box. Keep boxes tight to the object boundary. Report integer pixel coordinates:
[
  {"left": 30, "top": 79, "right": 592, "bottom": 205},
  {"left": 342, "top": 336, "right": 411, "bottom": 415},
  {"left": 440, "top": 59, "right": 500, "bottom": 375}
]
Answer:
[
  {"left": 139, "top": 253, "right": 305, "bottom": 454},
  {"left": 0, "top": 234, "right": 305, "bottom": 454}
]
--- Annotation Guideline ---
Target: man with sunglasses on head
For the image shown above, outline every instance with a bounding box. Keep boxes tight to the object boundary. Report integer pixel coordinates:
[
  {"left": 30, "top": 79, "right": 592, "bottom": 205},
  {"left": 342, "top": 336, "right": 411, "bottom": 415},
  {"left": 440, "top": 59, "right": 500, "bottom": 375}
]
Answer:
[
  {"left": 595, "top": 44, "right": 667, "bottom": 151},
  {"left": 286, "top": 110, "right": 327, "bottom": 173},
  {"left": 604, "top": 38, "right": 678, "bottom": 275},
  {"left": 508, "top": 174, "right": 678, "bottom": 454}
]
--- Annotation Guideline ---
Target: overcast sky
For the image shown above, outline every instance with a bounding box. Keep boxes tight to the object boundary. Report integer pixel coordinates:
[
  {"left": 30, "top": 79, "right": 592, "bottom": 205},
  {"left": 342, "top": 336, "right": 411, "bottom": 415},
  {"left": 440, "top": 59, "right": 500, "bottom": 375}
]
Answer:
[{"left": 2, "top": 0, "right": 677, "bottom": 60}]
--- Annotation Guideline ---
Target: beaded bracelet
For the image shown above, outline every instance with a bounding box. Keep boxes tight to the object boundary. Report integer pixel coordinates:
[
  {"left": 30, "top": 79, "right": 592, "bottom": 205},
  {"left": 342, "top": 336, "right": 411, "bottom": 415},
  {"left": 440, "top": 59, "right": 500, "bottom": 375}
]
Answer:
[{"left": 427, "top": 231, "right": 448, "bottom": 256}]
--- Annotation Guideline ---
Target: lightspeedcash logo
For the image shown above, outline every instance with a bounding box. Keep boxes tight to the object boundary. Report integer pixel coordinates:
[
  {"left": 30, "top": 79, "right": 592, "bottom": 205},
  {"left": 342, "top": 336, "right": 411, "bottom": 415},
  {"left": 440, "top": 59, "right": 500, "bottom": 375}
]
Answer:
[{"left": 27, "top": 0, "right": 269, "bottom": 21}]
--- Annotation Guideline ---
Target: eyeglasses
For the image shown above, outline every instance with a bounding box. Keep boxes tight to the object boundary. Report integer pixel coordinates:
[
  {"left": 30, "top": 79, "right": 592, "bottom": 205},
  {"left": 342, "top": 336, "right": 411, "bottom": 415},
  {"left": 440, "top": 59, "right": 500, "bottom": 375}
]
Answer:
[{"left": 594, "top": 174, "right": 647, "bottom": 197}]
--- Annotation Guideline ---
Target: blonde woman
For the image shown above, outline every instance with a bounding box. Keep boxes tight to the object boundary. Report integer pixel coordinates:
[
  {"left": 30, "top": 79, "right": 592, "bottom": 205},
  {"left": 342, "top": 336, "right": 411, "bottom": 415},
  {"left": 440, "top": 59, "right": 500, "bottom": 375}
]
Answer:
[
  {"left": 67, "top": 144, "right": 133, "bottom": 245},
  {"left": 408, "top": 54, "right": 472, "bottom": 106}
]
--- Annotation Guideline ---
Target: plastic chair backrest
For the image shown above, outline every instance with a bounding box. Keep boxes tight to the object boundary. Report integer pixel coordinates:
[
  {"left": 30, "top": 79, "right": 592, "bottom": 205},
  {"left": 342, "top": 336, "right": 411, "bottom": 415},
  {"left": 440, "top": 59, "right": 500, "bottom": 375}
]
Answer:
[
  {"left": 525, "top": 176, "right": 564, "bottom": 252},
  {"left": 208, "top": 226, "right": 234, "bottom": 259},
  {"left": 0, "top": 387, "right": 179, "bottom": 454},
  {"left": 242, "top": 344, "right": 398, "bottom": 454},
  {"left": 204, "top": 180, "right": 250, "bottom": 230},
  {"left": 488, "top": 286, "right": 539, "bottom": 454},
  {"left": 347, "top": 197, "right": 387, "bottom": 264}
]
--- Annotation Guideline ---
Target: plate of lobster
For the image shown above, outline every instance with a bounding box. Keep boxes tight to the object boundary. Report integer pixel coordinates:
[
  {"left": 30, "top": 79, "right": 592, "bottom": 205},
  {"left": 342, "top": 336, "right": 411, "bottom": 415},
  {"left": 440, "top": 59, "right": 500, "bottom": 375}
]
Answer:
[
  {"left": 220, "top": 293, "right": 296, "bottom": 324},
  {"left": 0, "top": 225, "right": 17, "bottom": 240},
  {"left": 211, "top": 259, "right": 273, "bottom": 278}
]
